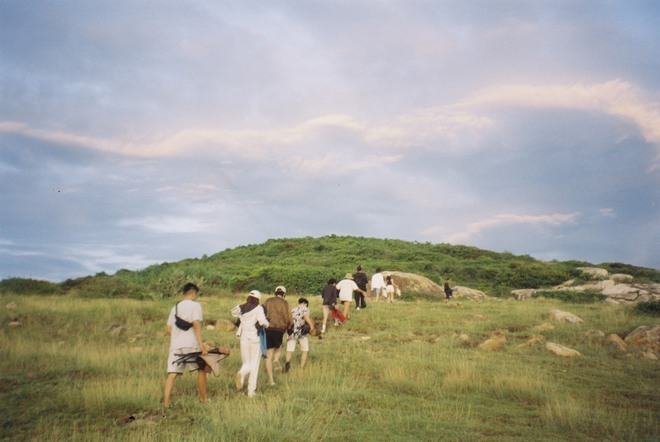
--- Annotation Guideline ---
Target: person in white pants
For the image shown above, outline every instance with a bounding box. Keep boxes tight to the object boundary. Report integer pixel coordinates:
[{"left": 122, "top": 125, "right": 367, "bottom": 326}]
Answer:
[{"left": 231, "top": 290, "right": 269, "bottom": 397}]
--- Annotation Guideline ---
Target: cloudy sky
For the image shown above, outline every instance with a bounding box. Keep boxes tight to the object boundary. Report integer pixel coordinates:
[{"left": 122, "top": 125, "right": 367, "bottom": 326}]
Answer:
[{"left": 1, "top": 1, "right": 659, "bottom": 282}]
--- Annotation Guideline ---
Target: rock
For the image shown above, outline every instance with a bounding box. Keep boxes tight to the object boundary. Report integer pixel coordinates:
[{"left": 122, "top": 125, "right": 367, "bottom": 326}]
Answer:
[
  {"left": 606, "top": 334, "right": 627, "bottom": 351},
  {"left": 479, "top": 333, "right": 506, "bottom": 351},
  {"left": 453, "top": 286, "right": 488, "bottom": 300},
  {"left": 577, "top": 267, "right": 609, "bottom": 279},
  {"left": 532, "top": 323, "right": 556, "bottom": 332},
  {"left": 518, "top": 334, "right": 545, "bottom": 348},
  {"left": 9, "top": 318, "right": 22, "bottom": 327},
  {"left": 548, "top": 310, "right": 584, "bottom": 324},
  {"left": 624, "top": 325, "right": 660, "bottom": 352},
  {"left": 376, "top": 271, "right": 443, "bottom": 296},
  {"left": 610, "top": 274, "right": 634, "bottom": 284},
  {"left": 546, "top": 342, "right": 581, "bottom": 357},
  {"left": 604, "top": 298, "right": 620, "bottom": 306},
  {"left": 214, "top": 319, "right": 237, "bottom": 332},
  {"left": 602, "top": 284, "right": 640, "bottom": 300},
  {"left": 584, "top": 329, "right": 605, "bottom": 338},
  {"left": 511, "top": 289, "right": 535, "bottom": 300},
  {"left": 5, "top": 302, "right": 17, "bottom": 309},
  {"left": 641, "top": 351, "right": 657, "bottom": 360},
  {"left": 107, "top": 324, "right": 125, "bottom": 336}
]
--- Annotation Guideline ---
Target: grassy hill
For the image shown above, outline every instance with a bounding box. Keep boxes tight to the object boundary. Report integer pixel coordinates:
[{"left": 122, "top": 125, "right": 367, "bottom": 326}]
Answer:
[{"left": 2, "top": 235, "right": 659, "bottom": 299}]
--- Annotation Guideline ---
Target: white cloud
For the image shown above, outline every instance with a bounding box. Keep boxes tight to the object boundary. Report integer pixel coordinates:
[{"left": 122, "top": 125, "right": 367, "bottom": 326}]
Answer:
[
  {"left": 439, "top": 212, "right": 581, "bottom": 244},
  {"left": 118, "top": 216, "right": 211, "bottom": 234}
]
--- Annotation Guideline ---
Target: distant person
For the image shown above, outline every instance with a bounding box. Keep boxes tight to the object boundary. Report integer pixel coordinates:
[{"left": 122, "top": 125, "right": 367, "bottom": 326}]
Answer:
[
  {"left": 231, "top": 290, "right": 269, "bottom": 398},
  {"left": 263, "top": 286, "right": 293, "bottom": 386},
  {"left": 370, "top": 268, "right": 385, "bottom": 302},
  {"left": 353, "top": 265, "right": 369, "bottom": 310},
  {"left": 285, "top": 297, "right": 316, "bottom": 371},
  {"left": 320, "top": 278, "right": 338, "bottom": 334},
  {"left": 163, "top": 283, "right": 208, "bottom": 408},
  {"left": 336, "top": 273, "right": 366, "bottom": 320},
  {"left": 385, "top": 274, "right": 398, "bottom": 304},
  {"left": 444, "top": 279, "right": 453, "bottom": 301}
]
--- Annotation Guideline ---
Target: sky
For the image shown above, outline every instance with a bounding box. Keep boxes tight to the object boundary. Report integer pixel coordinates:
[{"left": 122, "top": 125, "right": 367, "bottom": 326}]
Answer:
[{"left": 1, "top": 1, "right": 659, "bottom": 282}]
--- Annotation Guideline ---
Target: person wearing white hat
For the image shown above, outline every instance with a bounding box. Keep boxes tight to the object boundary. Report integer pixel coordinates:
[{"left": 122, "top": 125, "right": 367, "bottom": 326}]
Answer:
[
  {"left": 231, "top": 290, "right": 269, "bottom": 397},
  {"left": 336, "top": 273, "right": 366, "bottom": 322}
]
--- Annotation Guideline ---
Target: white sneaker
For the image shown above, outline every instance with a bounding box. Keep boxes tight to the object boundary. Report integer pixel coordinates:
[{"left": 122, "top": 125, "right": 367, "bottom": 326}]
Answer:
[{"left": 356, "top": 307, "right": 360, "bottom": 310}]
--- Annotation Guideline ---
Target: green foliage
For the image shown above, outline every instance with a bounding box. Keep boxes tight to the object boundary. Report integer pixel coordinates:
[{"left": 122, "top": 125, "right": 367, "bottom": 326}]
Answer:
[
  {"left": 531, "top": 290, "right": 606, "bottom": 304},
  {"left": 633, "top": 300, "right": 660, "bottom": 317},
  {"left": 2, "top": 236, "right": 658, "bottom": 299},
  {"left": 0, "top": 278, "right": 62, "bottom": 295},
  {"left": 599, "top": 262, "right": 660, "bottom": 283}
]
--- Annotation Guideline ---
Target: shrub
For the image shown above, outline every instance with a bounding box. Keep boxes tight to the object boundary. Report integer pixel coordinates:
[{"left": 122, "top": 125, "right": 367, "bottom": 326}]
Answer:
[
  {"left": 531, "top": 290, "right": 606, "bottom": 304},
  {"left": 633, "top": 300, "right": 660, "bottom": 317}
]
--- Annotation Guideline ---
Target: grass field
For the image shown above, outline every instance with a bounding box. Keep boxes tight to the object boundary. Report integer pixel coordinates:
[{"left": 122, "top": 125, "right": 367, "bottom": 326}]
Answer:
[{"left": 1, "top": 292, "right": 658, "bottom": 441}]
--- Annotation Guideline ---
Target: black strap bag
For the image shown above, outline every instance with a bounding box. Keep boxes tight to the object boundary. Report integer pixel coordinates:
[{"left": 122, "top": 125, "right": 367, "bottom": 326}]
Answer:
[{"left": 174, "top": 303, "right": 194, "bottom": 331}]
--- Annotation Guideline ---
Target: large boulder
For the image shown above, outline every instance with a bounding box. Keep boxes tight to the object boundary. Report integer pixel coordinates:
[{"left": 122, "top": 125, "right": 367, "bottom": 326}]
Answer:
[
  {"left": 453, "top": 286, "right": 488, "bottom": 300},
  {"left": 375, "top": 271, "right": 443, "bottom": 296}
]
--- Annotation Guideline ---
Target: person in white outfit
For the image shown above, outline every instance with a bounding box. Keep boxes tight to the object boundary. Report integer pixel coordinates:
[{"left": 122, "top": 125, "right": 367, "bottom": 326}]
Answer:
[
  {"left": 336, "top": 273, "right": 365, "bottom": 321},
  {"left": 231, "top": 290, "right": 269, "bottom": 397},
  {"left": 370, "top": 269, "right": 385, "bottom": 302}
]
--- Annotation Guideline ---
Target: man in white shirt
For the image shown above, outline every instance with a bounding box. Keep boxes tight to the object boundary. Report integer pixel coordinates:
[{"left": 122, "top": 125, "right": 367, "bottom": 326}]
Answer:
[
  {"left": 163, "top": 283, "right": 208, "bottom": 408},
  {"left": 336, "top": 273, "right": 366, "bottom": 321}
]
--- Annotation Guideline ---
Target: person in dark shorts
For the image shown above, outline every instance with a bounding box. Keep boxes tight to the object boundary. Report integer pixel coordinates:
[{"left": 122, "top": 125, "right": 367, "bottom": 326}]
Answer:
[
  {"left": 263, "top": 285, "right": 293, "bottom": 386},
  {"left": 320, "top": 278, "right": 338, "bottom": 334}
]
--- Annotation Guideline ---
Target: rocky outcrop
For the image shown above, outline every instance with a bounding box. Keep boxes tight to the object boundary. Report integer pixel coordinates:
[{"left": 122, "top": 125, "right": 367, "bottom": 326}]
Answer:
[
  {"left": 624, "top": 325, "right": 660, "bottom": 352},
  {"left": 510, "top": 268, "right": 660, "bottom": 304}
]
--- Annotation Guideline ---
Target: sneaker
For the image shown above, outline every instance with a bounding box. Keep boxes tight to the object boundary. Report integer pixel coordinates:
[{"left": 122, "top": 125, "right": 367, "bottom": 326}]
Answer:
[
  {"left": 247, "top": 391, "right": 256, "bottom": 398},
  {"left": 356, "top": 306, "right": 360, "bottom": 310},
  {"left": 284, "top": 362, "right": 290, "bottom": 373}
]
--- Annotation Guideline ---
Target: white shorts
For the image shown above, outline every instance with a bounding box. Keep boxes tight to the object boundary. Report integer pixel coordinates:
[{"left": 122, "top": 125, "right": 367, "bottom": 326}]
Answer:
[
  {"left": 167, "top": 347, "right": 201, "bottom": 374},
  {"left": 286, "top": 336, "right": 309, "bottom": 352},
  {"left": 386, "top": 285, "right": 394, "bottom": 293}
]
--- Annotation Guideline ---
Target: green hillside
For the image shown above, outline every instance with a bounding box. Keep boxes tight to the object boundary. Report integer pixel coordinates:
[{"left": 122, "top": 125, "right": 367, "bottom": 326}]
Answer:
[{"left": 2, "top": 235, "right": 659, "bottom": 299}]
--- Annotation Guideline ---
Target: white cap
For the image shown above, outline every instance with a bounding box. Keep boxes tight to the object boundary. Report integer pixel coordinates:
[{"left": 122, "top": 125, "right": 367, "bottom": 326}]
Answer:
[{"left": 248, "top": 290, "right": 262, "bottom": 300}]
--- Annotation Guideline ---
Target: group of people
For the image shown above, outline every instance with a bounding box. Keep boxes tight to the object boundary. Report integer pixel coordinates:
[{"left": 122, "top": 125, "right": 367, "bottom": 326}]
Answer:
[
  {"left": 163, "top": 283, "right": 316, "bottom": 406},
  {"left": 163, "top": 267, "right": 443, "bottom": 406}
]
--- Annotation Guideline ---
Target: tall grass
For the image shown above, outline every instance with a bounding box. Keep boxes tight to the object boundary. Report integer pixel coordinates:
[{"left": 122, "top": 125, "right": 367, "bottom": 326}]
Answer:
[{"left": 1, "top": 293, "right": 658, "bottom": 441}]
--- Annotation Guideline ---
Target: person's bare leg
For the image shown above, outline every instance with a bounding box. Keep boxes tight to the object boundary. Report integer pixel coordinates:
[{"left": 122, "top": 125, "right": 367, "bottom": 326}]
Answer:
[
  {"left": 300, "top": 351, "right": 308, "bottom": 369},
  {"left": 273, "top": 347, "right": 282, "bottom": 371},
  {"left": 322, "top": 306, "right": 329, "bottom": 332},
  {"left": 163, "top": 373, "right": 178, "bottom": 408},
  {"left": 265, "top": 348, "right": 275, "bottom": 385},
  {"left": 343, "top": 301, "right": 350, "bottom": 320},
  {"left": 197, "top": 370, "right": 208, "bottom": 403}
]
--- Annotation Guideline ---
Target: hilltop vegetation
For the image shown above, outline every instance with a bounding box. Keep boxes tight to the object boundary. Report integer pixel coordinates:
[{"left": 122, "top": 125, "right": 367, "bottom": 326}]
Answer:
[{"left": 2, "top": 236, "right": 659, "bottom": 299}]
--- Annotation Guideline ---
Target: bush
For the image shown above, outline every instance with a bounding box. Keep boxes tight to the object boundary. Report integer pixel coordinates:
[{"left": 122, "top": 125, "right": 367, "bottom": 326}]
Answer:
[
  {"left": 531, "top": 290, "right": 606, "bottom": 304},
  {"left": 633, "top": 300, "right": 660, "bottom": 317}
]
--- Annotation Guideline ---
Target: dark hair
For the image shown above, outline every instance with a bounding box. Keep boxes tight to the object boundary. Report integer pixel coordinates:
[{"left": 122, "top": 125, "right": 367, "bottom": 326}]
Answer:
[
  {"left": 242, "top": 295, "right": 260, "bottom": 312},
  {"left": 298, "top": 297, "right": 309, "bottom": 305},
  {"left": 181, "top": 283, "right": 199, "bottom": 294},
  {"left": 376, "top": 268, "right": 382, "bottom": 273},
  {"left": 327, "top": 278, "right": 337, "bottom": 285},
  {"left": 357, "top": 265, "right": 362, "bottom": 271}
]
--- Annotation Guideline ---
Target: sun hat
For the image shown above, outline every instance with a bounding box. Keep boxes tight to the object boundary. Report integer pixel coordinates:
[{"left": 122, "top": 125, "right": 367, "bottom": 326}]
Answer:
[
  {"left": 275, "top": 285, "right": 286, "bottom": 294},
  {"left": 248, "top": 290, "right": 262, "bottom": 300},
  {"left": 344, "top": 273, "right": 353, "bottom": 280},
  {"left": 200, "top": 354, "right": 221, "bottom": 377}
]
